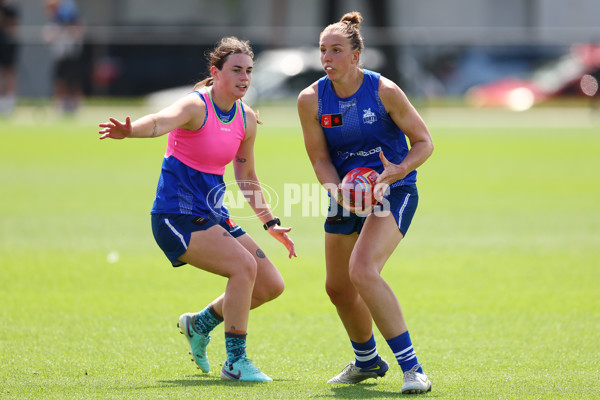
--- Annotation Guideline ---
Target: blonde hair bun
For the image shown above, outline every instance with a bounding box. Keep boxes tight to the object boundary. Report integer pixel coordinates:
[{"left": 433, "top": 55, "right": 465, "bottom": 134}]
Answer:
[{"left": 340, "top": 11, "right": 363, "bottom": 27}]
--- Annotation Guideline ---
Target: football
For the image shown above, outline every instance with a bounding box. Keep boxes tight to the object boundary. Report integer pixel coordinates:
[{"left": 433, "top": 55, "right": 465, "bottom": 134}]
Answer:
[{"left": 339, "top": 167, "right": 379, "bottom": 210}]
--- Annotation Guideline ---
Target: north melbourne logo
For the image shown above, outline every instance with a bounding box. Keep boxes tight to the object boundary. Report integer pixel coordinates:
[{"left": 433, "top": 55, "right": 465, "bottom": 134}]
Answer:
[{"left": 362, "top": 108, "right": 377, "bottom": 124}]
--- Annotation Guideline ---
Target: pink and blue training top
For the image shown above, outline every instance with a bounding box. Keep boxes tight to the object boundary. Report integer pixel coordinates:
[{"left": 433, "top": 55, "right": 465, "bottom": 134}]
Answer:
[{"left": 151, "top": 88, "right": 247, "bottom": 220}]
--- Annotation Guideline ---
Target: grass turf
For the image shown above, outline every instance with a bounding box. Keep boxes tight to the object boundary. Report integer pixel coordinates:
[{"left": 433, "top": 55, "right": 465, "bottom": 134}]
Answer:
[{"left": 1, "top": 104, "right": 599, "bottom": 399}]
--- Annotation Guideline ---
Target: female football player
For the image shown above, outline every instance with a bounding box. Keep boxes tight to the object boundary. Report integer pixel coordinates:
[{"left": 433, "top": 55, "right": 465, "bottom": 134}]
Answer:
[
  {"left": 297, "top": 11, "right": 434, "bottom": 394},
  {"left": 99, "top": 36, "right": 296, "bottom": 382}
]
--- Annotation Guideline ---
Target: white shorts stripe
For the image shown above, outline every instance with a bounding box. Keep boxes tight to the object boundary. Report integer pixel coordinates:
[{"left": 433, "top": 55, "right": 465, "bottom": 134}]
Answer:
[
  {"left": 397, "top": 193, "right": 411, "bottom": 230},
  {"left": 164, "top": 218, "right": 188, "bottom": 250}
]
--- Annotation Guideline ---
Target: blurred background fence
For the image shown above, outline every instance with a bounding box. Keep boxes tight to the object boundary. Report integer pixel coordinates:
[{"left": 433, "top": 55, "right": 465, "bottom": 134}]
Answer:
[{"left": 8, "top": 0, "right": 600, "bottom": 108}]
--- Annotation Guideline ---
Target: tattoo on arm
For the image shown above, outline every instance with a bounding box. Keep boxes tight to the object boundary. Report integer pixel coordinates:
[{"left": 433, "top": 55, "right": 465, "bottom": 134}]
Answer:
[
  {"left": 236, "top": 157, "right": 247, "bottom": 163},
  {"left": 256, "top": 248, "right": 266, "bottom": 259},
  {"left": 151, "top": 119, "right": 158, "bottom": 137}
]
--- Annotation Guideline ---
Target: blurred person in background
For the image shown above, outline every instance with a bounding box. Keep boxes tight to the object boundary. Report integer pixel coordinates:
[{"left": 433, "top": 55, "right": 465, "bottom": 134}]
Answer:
[
  {"left": 0, "top": 0, "right": 18, "bottom": 115},
  {"left": 98, "top": 37, "right": 296, "bottom": 382},
  {"left": 298, "top": 11, "right": 433, "bottom": 394},
  {"left": 43, "top": 0, "right": 84, "bottom": 114}
]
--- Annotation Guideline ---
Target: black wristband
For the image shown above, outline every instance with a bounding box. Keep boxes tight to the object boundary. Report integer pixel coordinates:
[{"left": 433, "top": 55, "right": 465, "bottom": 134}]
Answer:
[{"left": 263, "top": 217, "right": 280, "bottom": 230}]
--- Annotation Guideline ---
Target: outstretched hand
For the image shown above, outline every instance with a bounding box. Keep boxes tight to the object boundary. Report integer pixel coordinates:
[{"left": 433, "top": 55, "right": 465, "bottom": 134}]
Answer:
[
  {"left": 98, "top": 117, "right": 132, "bottom": 140},
  {"left": 267, "top": 225, "right": 297, "bottom": 259}
]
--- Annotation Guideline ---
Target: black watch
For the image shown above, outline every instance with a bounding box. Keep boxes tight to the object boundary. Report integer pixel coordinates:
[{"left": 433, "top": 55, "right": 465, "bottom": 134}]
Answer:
[{"left": 263, "top": 217, "right": 280, "bottom": 230}]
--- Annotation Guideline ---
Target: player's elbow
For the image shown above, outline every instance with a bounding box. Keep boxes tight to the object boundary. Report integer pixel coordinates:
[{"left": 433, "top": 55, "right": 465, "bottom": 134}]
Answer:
[
  {"left": 417, "top": 136, "right": 434, "bottom": 160},
  {"left": 426, "top": 139, "right": 434, "bottom": 158}
]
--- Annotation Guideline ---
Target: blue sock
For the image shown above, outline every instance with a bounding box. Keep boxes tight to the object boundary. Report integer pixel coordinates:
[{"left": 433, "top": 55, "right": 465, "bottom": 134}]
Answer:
[
  {"left": 225, "top": 332, "right": 247, "bottom": 365},
  {"left": 194, "top": 305, "right": 223, "bottom": 335},
  {"left": 386, "top": 331, "right": 422, "bottom": 373},
  {"left": 351, "top": 334, "right": 381, "bottom": 368}
]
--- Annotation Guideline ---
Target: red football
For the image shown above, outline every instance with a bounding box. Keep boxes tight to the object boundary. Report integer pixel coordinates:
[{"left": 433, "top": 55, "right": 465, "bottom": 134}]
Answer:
[{"left": 340, "top": 167, "right": 379, "bottom": 210}]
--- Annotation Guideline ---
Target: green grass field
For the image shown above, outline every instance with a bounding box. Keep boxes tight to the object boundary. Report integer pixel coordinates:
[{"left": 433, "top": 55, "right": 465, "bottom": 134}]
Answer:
[{"left": 1, "top": 104, "right": 599, "bottom": 399}]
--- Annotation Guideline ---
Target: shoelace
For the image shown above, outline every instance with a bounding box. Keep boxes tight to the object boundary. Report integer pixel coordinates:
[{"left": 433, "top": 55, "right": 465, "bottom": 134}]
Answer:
[
  {"left": 404, "top": 365, "right": 422, "bottom": 381},
  {"left": 238, "top": 358, "right": 260, "bottom": 373},
  {"left": 341, "top": 363, "right": 357, "bottom": 373}
]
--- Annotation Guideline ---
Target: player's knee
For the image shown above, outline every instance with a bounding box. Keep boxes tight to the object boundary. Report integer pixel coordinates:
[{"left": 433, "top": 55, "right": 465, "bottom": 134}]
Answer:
[
  {"left": 266, "top": 276, "right": 285, "bottom": 302},
  {"left": 325, "top": 283, "right": 356, "bottom": 307},
  {"left": 348, "top": 259, "right": 379, "bottom": 289},
  {"left": 235, "top": 252, "right": 258, "bottom": 281},
  {"left": 252, "top": 276, "right": 284, "bottom": 305},
  {"left": 270, "top": 276, "right": 285, "bottom": 300}
]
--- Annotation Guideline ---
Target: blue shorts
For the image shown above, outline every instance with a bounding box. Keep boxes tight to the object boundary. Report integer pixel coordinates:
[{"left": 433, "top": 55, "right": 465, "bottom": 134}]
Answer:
[
  {"left": 324, "top": 184, "right": 419, "bottom": 236},
  {"left": 151, "top": 213, "right": 246, "bottom": 267}
]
